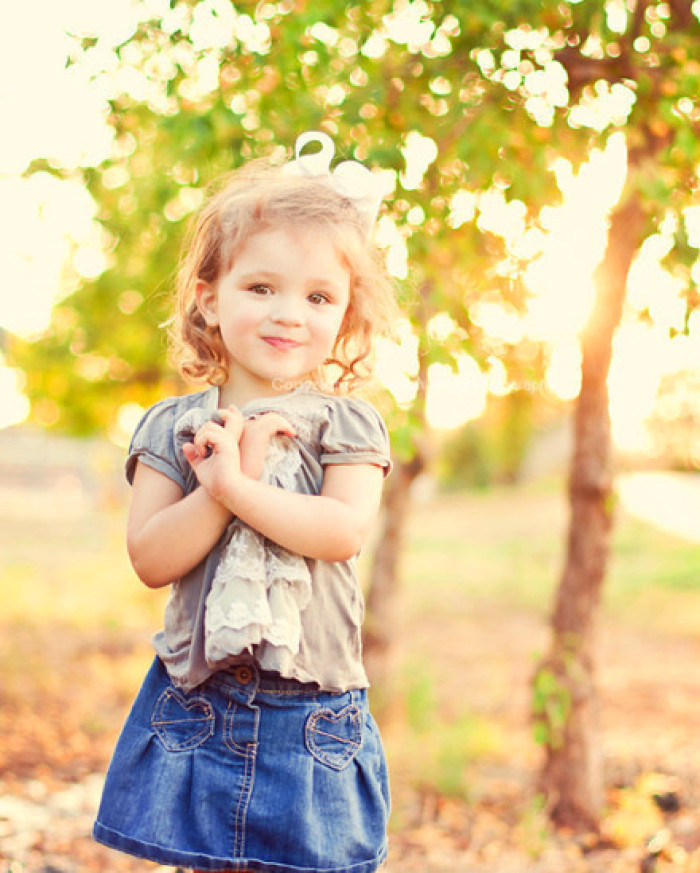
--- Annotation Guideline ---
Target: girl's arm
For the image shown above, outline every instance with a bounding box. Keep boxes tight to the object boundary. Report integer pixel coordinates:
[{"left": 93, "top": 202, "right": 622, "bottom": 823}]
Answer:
[
  {"left": 226, "top": 463, "right": 385, "bottom": 562},
  {"left": 126, "top": 463, "right": 233, "bottom": 588},
  {"left": 127, "top": 404, "right": 244, "bottom": 589},
  {"left": 184, "top": 415, "right": 384, "bottom": 562}
]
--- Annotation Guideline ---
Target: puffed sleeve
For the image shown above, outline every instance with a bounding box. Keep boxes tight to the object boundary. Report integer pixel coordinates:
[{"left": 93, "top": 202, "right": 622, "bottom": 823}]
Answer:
[
  {"left": 318, "top": 397, "right": 392, "bottom": 475},
  {"left": 125, "top": 397, "right": 190, "bottom": 489}
]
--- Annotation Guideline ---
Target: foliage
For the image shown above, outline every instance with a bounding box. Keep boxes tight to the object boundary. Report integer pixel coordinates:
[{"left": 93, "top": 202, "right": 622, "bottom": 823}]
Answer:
[
  {"left": 10, "top": 0, "right": 699, "bottom": 451},
  {"left": 531, "top": 665, "right": 572, "bottom": 750},
  {"left": 437, "top": 389, "right": 565, "bottom": 488},
  {"left": 395, "top": 659, "right": 503, "bottom": 800},
  {"left": 6, "top": 1, "right": 700, "bottom": 450},
  {"left": 11, "top": 0, "right": 573, "bottom": 434}
]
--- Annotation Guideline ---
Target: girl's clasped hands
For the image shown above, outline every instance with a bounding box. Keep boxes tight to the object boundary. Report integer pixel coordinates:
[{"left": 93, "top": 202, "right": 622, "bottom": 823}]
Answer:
[{"left": 183, "top": 408, "right": 297, "bottom": 499}]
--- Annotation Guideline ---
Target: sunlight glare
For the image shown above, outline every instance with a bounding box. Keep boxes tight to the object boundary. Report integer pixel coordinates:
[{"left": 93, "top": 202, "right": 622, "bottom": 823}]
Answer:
[
  {"left": 471, "top": 301, "right": 526, "bottom": 345},
  {"left": 525, "top": 136, "right": 627, "bottom": 343},
  {"left": 0, "top": 0, "right": 130, "bottom": 343},
  {"left": 524, "top": 134, "right": 629, "bottom": 406},
  {"left": 375, "top": 215, "right": 409, "bottom": 279},
  {"left": 476, "top": 189, "right": 527, "bottom": 241},
  {"left": 383, "top": 0, "right": 434, "bottom": 53},
  {"left": 627, "top": 235, "right": 686, "bottom": 333},
  {"left": 545, "top": 344, "right": 581, "bottom": 401},
  {"left": 0, "top": 175, "right": 104, "bottom": 336},
  {"left": 608, "top": 324, "right": 666, "bottom": 452},
  {"left": 685, "top": 205, "right": 700, "bottom": 247},
  {"left": 0, "top": 0, "right": 132, "bottom": 175},
  {"left": 111, "top": 401, "right": 147, "bottom": 448},
  {"left": 426, "top": 357, "right": 487, "bottom": 429},
  {"left": 400, "top": 132, "right": 438, "bottom": 190},
  {"left": 568, "top": 81, "right": 636, "bottom": 131},
  {"left": 375, "top": 321, "right": 420, "bottom": 406},
  {"left": 609, "top": 287, "right": 700, "bottom": 453},
  {"left": 0, "top": 358, "right": 30, "bottom": 428},
  {"left": 448, "top": 189, "right": 477, "bottom": 228}
]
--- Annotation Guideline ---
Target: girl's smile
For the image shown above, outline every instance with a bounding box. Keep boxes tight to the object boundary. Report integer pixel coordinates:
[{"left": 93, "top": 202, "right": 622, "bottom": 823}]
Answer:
[
  {"left": 262, "top": 335, "right": 302, "bottom": 351},
  {"left": 196, "top": 225, "right": 351, "bottom": 405}
]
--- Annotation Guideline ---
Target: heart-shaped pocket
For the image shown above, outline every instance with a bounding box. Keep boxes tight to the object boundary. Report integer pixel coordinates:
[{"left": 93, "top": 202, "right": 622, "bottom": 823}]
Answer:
[
  {"left": 151, "top": 688, "right": 215, "bottom": 752},
  {"left": 305, "top": 704, "right": 362, "bottom": 771}
]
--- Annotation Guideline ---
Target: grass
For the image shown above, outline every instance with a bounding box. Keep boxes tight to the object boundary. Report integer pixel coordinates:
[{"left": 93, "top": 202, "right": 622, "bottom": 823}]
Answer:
[
  {"left": 606, "top": 517, "right": 700, "bottom": 612},
  {"left": 397, "top": 476, "right": 700, "bottom": 631},
  {"left": 400, "top": 486, "right": 566, "bottom": 613},
  {"left": 1, "top": 502, "right": 167, "bottom": 631}
]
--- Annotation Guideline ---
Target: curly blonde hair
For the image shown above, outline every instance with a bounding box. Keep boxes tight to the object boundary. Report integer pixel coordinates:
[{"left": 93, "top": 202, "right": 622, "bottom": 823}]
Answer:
[{"left": 169, "top": 160, "right": 397, "bottom": 392}]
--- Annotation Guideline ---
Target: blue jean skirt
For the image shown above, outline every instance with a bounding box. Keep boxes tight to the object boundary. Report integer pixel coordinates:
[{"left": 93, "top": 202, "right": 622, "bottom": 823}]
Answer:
[{"left": 93, "top": 657, "right": 390, "bottom": 872}]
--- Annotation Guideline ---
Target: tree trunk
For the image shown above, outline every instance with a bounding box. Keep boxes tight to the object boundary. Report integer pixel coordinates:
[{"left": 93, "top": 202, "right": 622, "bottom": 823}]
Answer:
[
  {"left": 535, "top": 189, "right": 646, "bottom": 832},
  {"left": 362, "top": 454, "right": 426, "bottom": 702},
  {"left": 363, "top": 281, "right": 432, "bottom": 708}
]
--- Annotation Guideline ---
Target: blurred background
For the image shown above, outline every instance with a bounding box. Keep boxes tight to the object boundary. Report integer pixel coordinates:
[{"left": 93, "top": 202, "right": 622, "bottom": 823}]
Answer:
[{"left": 1, "top": 1, "right": 700, "bottom": 871}]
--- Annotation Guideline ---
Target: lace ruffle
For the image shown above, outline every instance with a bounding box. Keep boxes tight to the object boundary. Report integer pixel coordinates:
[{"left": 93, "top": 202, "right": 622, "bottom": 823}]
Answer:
[
  {"left": 173, "top": 408, "right": 312, "bottom": 670},
  {"left": 204, "top": 518, "right": 311, "bottom": 668}
]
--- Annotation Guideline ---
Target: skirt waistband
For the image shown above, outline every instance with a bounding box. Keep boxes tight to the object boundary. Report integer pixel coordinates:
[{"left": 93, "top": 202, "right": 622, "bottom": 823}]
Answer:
[{"left": 207, "top": 660, "right": 354, "bottom": 704}]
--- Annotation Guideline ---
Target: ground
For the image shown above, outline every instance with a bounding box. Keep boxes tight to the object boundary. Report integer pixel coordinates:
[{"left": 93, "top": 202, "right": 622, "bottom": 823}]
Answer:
[{"left": 1, "top": 459, "right": 700, "bottom": 872}]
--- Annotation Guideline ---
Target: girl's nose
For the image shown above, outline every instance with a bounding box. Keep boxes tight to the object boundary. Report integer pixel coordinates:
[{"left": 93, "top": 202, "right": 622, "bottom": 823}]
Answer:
[{"left": 271, "top": 295, "right": 304, "bottom": 326}]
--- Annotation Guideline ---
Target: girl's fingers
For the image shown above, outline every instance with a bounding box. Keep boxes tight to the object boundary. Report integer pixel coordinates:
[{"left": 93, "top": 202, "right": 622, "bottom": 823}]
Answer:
[
  {"left": 192, "top": 421, "right": 215, "bottom": 447},
  {"left": 247, "top": 412, "right": 296, "bottom": 438},
  {"left": 267, "top": 413, "right": 296, "bottom": 437},
  {"left": 182, "top": 441, "right": 202, "bottom": 465},
  {"left": 192, "top": 421, "right": 225, "bottom": 456},
  {"left": 220, "top": 406, "right": 244, "bottom": 438},
  {"left": 183, "top": 440, "right": 216, "bottom": 467}
]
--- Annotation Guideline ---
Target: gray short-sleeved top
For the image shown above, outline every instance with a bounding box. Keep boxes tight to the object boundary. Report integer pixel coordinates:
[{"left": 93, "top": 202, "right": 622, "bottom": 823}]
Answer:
[{"left": 126, "top": 385, "right": 392, "bottom": 692}]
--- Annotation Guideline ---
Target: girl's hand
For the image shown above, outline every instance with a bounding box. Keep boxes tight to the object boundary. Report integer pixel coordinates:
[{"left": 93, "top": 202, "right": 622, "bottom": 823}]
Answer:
[
  {"left": 182, "top": 406, "right": 245, "bottom": 501},
  {"left": 239, "top": 413, "right": 297, "bottom": 480}
]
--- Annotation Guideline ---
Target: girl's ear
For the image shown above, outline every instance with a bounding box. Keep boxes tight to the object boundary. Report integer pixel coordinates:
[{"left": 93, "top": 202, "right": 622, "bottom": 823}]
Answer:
[{"left": 195, "top": 279, "right": 219, "bottom": 327}]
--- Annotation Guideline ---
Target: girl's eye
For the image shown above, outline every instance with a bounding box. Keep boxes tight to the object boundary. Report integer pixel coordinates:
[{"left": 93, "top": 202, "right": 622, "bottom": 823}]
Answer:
[
  {"left": 308, "top": 292, "right": 330, "bottom": 305},
  {"left": 249, "top": 283, "right": 273, "bottom": 295}
]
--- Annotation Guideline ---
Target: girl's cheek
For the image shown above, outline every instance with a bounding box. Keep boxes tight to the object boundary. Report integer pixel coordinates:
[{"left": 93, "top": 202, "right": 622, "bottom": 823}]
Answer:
[{"left": 220, "top": 313, "right": 257, "bottom": 339}]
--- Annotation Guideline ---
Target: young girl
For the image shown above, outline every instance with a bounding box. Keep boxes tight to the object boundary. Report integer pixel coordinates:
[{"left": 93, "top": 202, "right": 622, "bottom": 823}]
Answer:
[{"left": 93, "top": 132, "right": 397, "bottom": 873}]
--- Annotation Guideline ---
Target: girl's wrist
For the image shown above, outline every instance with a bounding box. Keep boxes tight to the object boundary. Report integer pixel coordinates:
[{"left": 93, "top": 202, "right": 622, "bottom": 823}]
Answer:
[
  {"left": 214, "top": 470, "right": 255, "bottom": 516},
  {"left": 188, "top": 480, "right": 234, "bottom": 523},
  {"left": 206, "top": 468, "right": 246, "bottom": 508}
]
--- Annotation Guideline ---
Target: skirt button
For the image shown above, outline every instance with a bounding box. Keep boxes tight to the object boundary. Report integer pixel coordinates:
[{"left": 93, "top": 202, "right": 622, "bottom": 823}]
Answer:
[{"left": 233, "top": 665, "right": 254, "bottom": 685}]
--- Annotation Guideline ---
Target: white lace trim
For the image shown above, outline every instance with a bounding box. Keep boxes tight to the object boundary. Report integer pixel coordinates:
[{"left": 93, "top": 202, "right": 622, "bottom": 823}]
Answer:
[
  {"left": 261, "top": 434, "right": 303, "bottom": 490},
  {"left": 204, "top": 435, "right": 311, "bottom": 670}
]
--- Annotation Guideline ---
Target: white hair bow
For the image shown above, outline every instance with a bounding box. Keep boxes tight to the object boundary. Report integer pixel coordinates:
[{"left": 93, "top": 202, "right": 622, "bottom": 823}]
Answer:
[{"left": 283, "top": 131, "right": 384, "bottom": 235}]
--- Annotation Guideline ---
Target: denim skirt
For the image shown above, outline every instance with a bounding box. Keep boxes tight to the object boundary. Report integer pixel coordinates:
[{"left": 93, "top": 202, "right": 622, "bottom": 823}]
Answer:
[{"left": 93, "top": 657, "right": 390, "bottom": 872}]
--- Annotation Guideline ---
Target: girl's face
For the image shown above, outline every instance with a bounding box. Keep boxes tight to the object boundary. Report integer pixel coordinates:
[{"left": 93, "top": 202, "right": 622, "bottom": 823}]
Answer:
[{"left": 197, "top": 224, "right": 351, "bottom": 403}]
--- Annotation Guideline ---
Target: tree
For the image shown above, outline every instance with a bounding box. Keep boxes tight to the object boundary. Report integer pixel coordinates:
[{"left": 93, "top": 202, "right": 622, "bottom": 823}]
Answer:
[{"left": 522, "top": 2, "right": 700, "bottom": 832}]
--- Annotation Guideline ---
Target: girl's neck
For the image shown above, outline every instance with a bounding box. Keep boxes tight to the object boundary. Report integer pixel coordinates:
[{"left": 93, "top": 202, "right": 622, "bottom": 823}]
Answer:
[
  {"left": 218, "top": 382, "right": 273, "bottom": 409},
  {"left": 217, "top": 377, "right": 319, "bottom": 409}
]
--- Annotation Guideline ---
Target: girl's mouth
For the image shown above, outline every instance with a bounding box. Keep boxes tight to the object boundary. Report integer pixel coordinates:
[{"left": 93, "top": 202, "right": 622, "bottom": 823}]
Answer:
[{"left": 263, "top": 336, "right": 301, "bottom": 350}]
